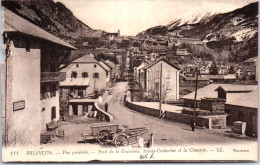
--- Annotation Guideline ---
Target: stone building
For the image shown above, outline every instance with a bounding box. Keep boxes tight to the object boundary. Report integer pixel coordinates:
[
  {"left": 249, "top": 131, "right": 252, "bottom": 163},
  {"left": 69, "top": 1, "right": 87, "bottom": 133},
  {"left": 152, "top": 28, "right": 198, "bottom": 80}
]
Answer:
[{"left": 1, "top": 8, "right": 76, "bottom": 146}]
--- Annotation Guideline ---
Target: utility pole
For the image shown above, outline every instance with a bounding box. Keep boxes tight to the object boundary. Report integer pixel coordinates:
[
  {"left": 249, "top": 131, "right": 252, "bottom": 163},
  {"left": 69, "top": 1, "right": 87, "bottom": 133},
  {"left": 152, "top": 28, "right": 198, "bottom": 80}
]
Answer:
[
  {"left": 193, "top": 67, "right": 199, "bottom": 131},
  {"left": 159, "top": 63, "right": 162, "bottom": 116}
]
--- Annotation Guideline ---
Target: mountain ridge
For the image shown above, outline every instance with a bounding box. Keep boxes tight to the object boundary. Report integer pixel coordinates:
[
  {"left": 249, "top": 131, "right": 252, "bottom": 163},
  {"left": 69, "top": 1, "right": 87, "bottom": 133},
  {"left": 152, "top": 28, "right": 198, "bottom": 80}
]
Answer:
[
  {"left": 138, "top": 2, "right": 258, "bottom": 62},
  {"left": 2, "top": 0, "right": 100, "bottom": 43}
]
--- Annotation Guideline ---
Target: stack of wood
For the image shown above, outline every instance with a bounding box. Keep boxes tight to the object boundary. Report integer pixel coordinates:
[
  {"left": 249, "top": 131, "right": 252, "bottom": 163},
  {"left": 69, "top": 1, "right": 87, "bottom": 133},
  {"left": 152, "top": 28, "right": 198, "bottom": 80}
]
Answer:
[{"left": 200, "top": 98, "right": 225, "bottom": 115}]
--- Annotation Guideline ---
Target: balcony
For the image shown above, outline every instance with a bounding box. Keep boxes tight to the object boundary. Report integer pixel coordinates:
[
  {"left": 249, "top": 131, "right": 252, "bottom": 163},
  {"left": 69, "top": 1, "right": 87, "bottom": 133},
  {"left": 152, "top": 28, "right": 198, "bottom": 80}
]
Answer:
[{"left": 41, "top": 72, "right": 66, "bottom": 82}]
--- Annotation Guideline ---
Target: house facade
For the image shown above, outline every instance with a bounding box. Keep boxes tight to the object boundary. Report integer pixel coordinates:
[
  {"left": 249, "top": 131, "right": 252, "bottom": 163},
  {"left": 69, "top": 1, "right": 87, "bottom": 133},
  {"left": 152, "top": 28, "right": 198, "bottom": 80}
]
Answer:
[
  {"left": 60, "top": 55, "right": 110, "bottom": 116},
  {"left": 143, "top": 58, "right": 180, "bottom": 102},
  {"left": 60, "top": 55, "right": 110, "bottom": 98},
  {"left": 225, "top": 90, "right": 258, "bottom": 137},
  {"left": 242, "top": 56, "right": 258, "bottom": 81},
  {"left": 1, "top": 8, "right": 76, "bottom": 146}
]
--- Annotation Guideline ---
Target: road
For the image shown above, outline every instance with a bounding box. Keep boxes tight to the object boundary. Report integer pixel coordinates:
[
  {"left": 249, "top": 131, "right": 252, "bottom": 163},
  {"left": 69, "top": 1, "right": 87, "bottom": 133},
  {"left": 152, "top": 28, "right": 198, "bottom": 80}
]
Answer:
[{"left": 107, "top": 82, "right": 257, "bottom": 147}]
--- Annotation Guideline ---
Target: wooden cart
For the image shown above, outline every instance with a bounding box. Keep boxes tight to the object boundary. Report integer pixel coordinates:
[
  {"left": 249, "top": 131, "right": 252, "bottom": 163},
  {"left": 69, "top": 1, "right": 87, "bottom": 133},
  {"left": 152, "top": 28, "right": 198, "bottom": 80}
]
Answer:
[{"left": 81, "top": 124, "right": 149, "bottom": 147}]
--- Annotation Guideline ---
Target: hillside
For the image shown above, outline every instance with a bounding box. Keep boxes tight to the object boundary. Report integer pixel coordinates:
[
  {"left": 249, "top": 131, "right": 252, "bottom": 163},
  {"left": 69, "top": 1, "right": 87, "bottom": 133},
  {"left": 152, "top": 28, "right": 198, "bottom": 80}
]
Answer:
[
  {"left": 2, "top": 0, "right": 100, "bottom": 43},
  {"left": 139, "top": 2, "right": 258, "bottom": 62}
]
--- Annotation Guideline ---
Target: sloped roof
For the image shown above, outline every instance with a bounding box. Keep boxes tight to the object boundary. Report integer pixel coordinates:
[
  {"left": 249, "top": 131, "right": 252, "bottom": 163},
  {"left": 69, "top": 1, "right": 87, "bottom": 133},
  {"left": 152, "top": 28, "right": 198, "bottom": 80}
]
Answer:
[
  {"left": 143, "top": 57, "right": 181, "bottom": 70},
  {"left": 60, "top": 78, "right": 90, "bottom": 86},
  {"left": 182, "top": 84, "right": 258, "bottom": 101},
  {"left": 244, "top": 56, "right": 258, "bottom": 63},
  {"left": 105, "top": 60, "right": 116, "bottom": 68},
  {"left": 99, "top": 61, "right": 111, "bottom": 71},
  {"left": 215, "top": 84, "right": 257, "bottom": 92},
  {"left": 225, "top": 90, "right": 258, "bottom": 109},
  {"left": 72, "top": 55, "right": 110, "bottom": 72},
  {"left": 185, "top": 77, "right": 209, "bottom": 81},
  {"left": 73, "top": 55, "right": 99, "bottom": 63},
  {"left": 2, "top": 7, "right": 76, "bottom": 50},
  {"left": 182, "top": 84, "right": 221, "bottom": 100}
]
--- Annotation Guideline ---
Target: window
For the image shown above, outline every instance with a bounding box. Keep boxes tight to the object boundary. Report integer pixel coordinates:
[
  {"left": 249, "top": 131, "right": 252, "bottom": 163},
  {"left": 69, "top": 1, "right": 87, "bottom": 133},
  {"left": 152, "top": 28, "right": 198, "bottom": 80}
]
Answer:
[
  {"left": 94, "top": 64, "right": 97, "bottom": 68},
  {"left": 93, "top": 73, "right": 99, "bottom": 78},
  {"left": 50, "top": 85, "right": 56, "bottom": 97},
  {"left": 78, "top": 89, "right": 84, "bottom": 98},
  {"left": 76, "top": 64, "right": 79, "bottom": 67},
  {"left": 50, "top": 63, "right": 56, "bottom": 72},
  {"left": 71, "top": 71, "right": 77, "bottom": 78},
  {"left": 82, "top": 72, "right": 88, "bottom": 78},
  {"left": 60, "top": 88, "right": 63, "bottom": 97},
  {"left": 51, "top": 107, "right": 56, "bottom": 120},
  {"left": 40, "top": 85, "right": 48, "bottom": 100},
  {"left": 26, "top": 38, "right": 30, "bottom": 52}
]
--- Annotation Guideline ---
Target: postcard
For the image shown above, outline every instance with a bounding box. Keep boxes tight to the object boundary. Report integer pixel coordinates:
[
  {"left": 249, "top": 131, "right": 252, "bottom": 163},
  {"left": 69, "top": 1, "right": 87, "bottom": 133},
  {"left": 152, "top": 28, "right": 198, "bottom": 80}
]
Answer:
[{"left": 1, "top": 0, "right": 258, "bottom": 162}]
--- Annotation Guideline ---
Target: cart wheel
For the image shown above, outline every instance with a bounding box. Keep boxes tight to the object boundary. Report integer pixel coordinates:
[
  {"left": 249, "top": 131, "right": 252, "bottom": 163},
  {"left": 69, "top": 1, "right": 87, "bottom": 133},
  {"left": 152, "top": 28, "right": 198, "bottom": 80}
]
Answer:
[
  {"left": 115, "top": 135, "right": 129, "bottom": 147},
  {"left": 98, "top": 128, "right": 114, "bottom": 145}
]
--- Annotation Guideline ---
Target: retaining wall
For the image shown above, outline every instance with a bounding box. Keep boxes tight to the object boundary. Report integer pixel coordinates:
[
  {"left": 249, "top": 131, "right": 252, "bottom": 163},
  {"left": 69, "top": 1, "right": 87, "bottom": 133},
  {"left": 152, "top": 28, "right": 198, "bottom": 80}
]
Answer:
[
  {"left": 126, "top": 99, "right": 210, "bottom": 128},
  {"left": 93, "top": 102, "right": 113, "bottom": 122}
]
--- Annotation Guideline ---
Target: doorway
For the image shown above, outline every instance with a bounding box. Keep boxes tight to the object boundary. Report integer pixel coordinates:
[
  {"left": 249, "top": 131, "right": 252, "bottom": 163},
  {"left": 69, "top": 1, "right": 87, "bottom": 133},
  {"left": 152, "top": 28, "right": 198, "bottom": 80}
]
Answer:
[{"left": 73, "top": 104, "right": 78, "bottom": 115}]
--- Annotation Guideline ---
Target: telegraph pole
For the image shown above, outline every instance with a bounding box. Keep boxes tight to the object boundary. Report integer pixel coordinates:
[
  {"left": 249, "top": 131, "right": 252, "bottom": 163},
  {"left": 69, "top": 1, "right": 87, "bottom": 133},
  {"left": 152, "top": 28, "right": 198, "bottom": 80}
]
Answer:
[
  {"left": 193, "top": 68, "right": 199, "bottom": 131},
  {"left": 159, "top": 63, "right": 162, "bottom": 116}
]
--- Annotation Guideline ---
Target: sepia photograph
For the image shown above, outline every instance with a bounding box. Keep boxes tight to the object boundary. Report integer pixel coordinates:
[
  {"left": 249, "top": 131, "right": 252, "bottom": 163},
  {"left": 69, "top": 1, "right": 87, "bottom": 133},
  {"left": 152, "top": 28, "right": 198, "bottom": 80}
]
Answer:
[{"left": 1, "top": 0, "right": 258, "bottom": 162}]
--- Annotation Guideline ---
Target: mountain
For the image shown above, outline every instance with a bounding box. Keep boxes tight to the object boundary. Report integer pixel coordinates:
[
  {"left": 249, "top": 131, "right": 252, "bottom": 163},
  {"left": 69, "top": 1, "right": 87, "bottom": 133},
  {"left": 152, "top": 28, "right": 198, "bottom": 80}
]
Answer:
[
  {"left": 139, "top": 2, "right": 258, "bottom": 62},
  {"left": 2, "top": 0, "right": 100, "bottom": 43}
]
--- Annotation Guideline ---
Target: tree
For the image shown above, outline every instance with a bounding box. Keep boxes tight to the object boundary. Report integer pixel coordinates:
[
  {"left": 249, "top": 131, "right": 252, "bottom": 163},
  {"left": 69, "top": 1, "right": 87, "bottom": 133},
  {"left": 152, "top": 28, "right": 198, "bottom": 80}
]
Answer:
[
  {"left": 228, "top": 65, "right": 235, "bottom": 74},
  {"left": 209, "top": 61, "right": 218, "bottom": 75}
]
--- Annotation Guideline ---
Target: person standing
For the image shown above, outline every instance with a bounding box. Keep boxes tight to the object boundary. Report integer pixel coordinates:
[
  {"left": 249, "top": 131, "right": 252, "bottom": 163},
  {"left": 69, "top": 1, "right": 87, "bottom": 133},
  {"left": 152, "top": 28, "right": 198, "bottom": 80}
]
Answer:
[
  {"left": 190, "top": 118, "right": 195, "bottom": 131},
  {"left": 105, "top": 102, "right": 108, "bottom": 112}
]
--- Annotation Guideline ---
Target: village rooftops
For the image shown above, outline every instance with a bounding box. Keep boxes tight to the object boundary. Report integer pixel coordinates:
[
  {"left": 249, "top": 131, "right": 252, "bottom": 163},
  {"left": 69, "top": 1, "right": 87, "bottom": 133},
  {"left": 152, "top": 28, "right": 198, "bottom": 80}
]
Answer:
[
  {"left": 142, "top": 57, "right": 181, "bottom": 70},
  {"left": 3, "top": 7, "right": 76, "bottom": 50},
  {"left": 59, "top": 78, "right": 90, "bottom": 87},
  {"left": 225, "top": 90, "right": 258, "bottom": 109}
]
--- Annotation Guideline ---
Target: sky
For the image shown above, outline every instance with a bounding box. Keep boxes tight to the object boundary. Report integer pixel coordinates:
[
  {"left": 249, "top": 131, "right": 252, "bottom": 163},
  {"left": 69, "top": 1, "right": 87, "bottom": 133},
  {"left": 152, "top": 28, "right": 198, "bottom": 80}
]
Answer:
[{"left": 54, "top": 0, "right": 258, "bottom": 36}]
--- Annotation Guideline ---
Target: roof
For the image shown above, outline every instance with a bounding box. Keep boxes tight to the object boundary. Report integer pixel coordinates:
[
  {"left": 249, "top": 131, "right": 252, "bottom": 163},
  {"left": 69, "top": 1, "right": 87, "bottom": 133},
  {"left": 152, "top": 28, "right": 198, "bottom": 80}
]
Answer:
[
  {"left": 182, "top": 84, "right": 221, "bottom": 100},
  {"left": 72, "top": 55, "right": 110, "bottom": 72},
  {"left": 185, "top": 77, "right": 209, "bottom": 81},
  {"left": 60, "top": 78, "right": 90, "bottom": 86},
  {"left": 143, "top": 57, "right": 181, "bottom": 70},
  {"left": 99, "top": 61, "right": 111, "bottom": 71},
  {"left": 225, "top": 90, "right": 258, "bottom": 109},
  {"left": 201, "top": 75, "right": 224, "bottom": 80},
  {"left": 105, "top": 60, "right": 116, "bottom": 68},
  {"left": 215, "top": 84, "right": 257, "bottom": 92},
  {"left": 69, "top": 98, "right": 98, "bottom": 103},
  {"left": 3, "top": 7, "right": 76, "bottom": 50},
  {"left": 182, "top": 84, "right": 258, "bottom": 101},
  {"left": 244, "top": 56, "right": 258, "bottom": 63},
  {"left": 73, "top": 55, "right": 99, "bottom": 63}
]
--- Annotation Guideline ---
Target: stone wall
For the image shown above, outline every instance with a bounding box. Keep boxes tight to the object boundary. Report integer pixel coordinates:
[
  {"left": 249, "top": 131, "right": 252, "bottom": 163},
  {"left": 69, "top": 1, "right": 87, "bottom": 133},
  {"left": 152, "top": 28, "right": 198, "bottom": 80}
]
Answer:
[
  {"left": 126, "top": 100, "right": 210, "bottom": 128},
  {"left": 200, "top": 98, "right": 225, "bottom": 115},
  {"left": 93, "top": 102, "right": 113, "bottom": 122}
]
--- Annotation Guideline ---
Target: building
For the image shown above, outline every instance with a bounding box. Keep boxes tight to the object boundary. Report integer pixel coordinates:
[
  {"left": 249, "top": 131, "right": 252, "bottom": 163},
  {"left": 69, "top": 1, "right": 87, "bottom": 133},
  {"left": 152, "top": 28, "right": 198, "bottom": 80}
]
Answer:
[
  {"left": 1, "top": 8, "right": 76, "bottom": 146},
  {"left": 105, "top": 29, "right": 120, "bottom": 42},
  {"left": 60, "top": 55, "right": 110, "bottom": 116},
  {"left": 182, "top": 84, "right": 257, "bottom": 108},
  {"left": 60, "top": 55, "right": 110, "bottom": 98},
  {"left": 225, "top": 90, "right": 257, "bottom": 136},
  {"left": 242, "top": 56, "right": 258, "bottom": 81},
  {"left": 143, "top": 58, "right": 181, "bottom": 101},
  {"left": 176, "top": 49, "right": 191, "bottom": 56},
  {"left": 134, "top": 61, "right": 149, "bottom": 84},
  {"left": 214, "top": 84, "right": 257, "bottom": 100}
]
